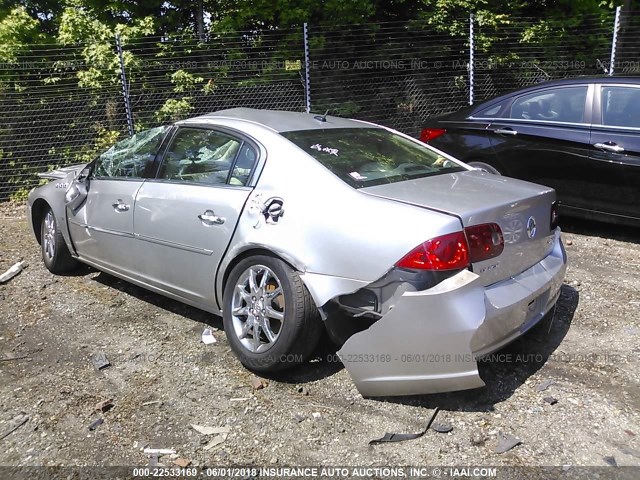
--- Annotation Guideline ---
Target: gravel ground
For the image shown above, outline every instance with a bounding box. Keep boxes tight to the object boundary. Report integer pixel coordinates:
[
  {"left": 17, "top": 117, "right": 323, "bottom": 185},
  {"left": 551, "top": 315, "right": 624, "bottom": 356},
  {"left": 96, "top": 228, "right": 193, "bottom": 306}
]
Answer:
[{"left": 1, "top": 200, "right": 639, "bottom": 471}]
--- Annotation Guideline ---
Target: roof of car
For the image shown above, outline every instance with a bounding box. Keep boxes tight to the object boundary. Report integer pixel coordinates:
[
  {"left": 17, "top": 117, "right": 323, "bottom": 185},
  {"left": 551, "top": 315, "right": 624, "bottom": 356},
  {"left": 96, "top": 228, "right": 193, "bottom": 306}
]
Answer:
[{"left": 187, "top": 108, "right": 374, "bottom": 133}]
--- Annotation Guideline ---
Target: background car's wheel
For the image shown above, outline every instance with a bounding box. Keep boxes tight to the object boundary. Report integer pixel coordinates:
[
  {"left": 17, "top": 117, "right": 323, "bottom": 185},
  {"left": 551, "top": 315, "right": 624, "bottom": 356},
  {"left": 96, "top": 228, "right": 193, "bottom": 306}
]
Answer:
[
  {"left": 40, "top": 207, "right": 78, "bottom": 274},
  {"left": 468, "top": 161, "right": 501, "bottom": 175},
  {"left": 223, "top": 255, "right": 323, "bottom": 373}
]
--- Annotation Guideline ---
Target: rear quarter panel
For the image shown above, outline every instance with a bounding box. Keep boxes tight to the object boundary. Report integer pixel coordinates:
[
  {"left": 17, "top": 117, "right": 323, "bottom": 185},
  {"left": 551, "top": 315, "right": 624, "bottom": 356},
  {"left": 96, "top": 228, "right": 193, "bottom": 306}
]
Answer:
[{"left": 212, "top": 122, "right": 464, "bottom": 307}]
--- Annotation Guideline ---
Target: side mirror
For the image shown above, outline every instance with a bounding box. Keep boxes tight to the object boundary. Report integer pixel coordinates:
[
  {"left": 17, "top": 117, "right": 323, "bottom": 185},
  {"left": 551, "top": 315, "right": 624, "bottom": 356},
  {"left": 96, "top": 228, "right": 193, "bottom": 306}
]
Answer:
[{"left": 65, "top": 166, "right": 91, "bottom": 213}]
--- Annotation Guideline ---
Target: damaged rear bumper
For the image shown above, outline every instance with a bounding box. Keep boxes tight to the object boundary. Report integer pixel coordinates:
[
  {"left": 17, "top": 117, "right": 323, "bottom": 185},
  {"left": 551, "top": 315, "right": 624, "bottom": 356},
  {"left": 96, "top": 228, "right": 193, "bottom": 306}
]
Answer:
[{"left": 337, "top": 230, "right": 567, "bottom": 397}]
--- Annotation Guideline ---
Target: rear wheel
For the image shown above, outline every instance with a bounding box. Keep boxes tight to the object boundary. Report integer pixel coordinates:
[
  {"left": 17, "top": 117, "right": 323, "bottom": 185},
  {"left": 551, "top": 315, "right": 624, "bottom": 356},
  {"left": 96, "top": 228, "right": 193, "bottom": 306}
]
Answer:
[
  {"left": 468, "top": 161, "right": 501, "bottom": 175},
  {"left": 41, "top": 207, "right": 78, "bottom": 274},
  {"left": 222, "top": 255, "right": 323, "bottom": 372}
]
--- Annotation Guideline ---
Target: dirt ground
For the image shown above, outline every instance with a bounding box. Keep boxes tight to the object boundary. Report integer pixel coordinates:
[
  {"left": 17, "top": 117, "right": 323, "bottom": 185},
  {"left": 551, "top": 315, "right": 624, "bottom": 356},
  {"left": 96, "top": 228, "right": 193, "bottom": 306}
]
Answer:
[{"left": 1, "top": 200, "right": 639, "bottom": 472}]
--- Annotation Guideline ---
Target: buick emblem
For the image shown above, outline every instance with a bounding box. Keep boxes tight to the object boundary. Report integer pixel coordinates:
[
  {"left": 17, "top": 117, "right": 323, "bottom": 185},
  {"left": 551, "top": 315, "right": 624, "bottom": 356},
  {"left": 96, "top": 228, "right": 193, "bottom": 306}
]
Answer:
[{"left": 526, "top": 216, "right": 537, "bottom": 239}]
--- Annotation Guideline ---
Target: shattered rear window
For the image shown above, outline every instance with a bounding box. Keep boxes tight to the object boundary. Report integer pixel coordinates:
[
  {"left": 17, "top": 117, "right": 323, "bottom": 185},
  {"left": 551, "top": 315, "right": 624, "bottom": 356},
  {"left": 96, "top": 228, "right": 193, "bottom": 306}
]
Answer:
[{"left": 280, "top": 127, "right": 465, "bottom": 188}]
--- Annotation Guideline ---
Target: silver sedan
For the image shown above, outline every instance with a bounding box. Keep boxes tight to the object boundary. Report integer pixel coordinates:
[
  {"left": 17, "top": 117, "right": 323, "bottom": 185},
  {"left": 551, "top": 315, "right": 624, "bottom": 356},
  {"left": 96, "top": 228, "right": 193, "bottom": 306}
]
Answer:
[{"left": 27, "top": 108, "right": 567, "bottom": 397}]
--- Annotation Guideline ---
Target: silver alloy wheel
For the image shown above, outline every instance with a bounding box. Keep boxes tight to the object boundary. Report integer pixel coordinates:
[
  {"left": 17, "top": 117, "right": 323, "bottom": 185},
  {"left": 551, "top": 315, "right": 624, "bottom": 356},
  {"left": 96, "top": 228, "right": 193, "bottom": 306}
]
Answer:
[
  {"left": 43, "top": 211, "right": 56, "bottom": 261},
  {"left": 231, "top": 264, "right": 285, "bottom": 353}
]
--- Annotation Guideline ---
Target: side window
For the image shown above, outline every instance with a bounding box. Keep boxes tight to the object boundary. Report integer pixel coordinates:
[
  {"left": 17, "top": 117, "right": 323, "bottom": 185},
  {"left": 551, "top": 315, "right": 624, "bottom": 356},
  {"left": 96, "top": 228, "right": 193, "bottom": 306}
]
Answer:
[
  {"left": 510, "top": 87, "right": 587, "bottom": 123},
  {"left": 158, "top": 128, "right": 245, "bottom": 185},
  {"left": 601, "top": 86, "right": 640, "bottom": 128},
  {"left": 93, "top": 126, "right": 168, "bottom": 179},
  {"left": 475, "top": 101, "right": 506, "bottom": 118}
]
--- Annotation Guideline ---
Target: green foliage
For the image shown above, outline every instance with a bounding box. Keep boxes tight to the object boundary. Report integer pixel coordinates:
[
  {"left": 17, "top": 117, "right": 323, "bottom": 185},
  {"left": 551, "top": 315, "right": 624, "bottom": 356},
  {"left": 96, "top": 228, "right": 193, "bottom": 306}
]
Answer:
[{"left": 155, "top": 97, "right": 194, "bottom": 123}]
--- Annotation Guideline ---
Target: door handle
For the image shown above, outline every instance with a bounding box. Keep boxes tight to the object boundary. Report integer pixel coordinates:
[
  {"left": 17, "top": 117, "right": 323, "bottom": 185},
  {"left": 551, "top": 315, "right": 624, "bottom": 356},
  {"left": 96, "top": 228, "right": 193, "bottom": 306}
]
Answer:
[
  {"left": 198, "top": 210, "right": 225, "bottom": 225},
  {"left": 594, "top": 142, "right": 624, "bottom": 153},
  {"left": 112, "top": 199, "right": 130, "bottom": 212},
  {"left": 494, "top": 128, "right": 518, "bottom": 136}
]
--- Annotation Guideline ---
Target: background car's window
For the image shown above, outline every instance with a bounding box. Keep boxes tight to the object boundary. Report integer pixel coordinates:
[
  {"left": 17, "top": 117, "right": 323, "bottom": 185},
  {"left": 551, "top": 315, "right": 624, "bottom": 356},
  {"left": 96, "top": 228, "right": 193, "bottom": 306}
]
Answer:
[
  {"left": 93, "top": 126, "right": 168, "bottom": 178},
  {"left": 601, "top": 86, "right": 640, "bottom": 128},
  {"left": 158, "top": 128, "right": 248, "bottom": 185},
  {"left": 510, "top": 86, "right": 587, "bottom": 123},
  {"left": 475, "top": 101, "right": 506, "bottom": 117},
  {"left": 281, "top": 127, "right": 465, "bottom": 188}
]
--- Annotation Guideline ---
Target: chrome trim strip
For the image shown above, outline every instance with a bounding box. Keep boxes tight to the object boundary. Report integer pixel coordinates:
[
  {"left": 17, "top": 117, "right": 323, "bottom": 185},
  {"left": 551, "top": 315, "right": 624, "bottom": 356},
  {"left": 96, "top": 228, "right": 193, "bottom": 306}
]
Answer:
[
  {"left": 469, "top": 117, "right": 592, "bottom": 128},
  {"left": 68, "top": 220, "right": 133, "bottom": 238},
  {"left": 134, "top": 233, "right": 214, "bottom": 255}
]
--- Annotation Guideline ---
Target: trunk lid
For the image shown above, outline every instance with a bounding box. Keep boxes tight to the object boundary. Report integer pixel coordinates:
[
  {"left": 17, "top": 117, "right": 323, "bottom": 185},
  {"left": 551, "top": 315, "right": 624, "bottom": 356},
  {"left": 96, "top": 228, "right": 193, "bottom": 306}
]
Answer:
[{"left": 361, "top": 170, "right": 556, "bottom": 286}]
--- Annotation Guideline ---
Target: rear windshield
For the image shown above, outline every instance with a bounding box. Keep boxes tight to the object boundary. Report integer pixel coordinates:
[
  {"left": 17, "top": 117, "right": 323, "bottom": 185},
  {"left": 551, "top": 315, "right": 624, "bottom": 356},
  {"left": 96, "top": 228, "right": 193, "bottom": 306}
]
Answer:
[{"left": 280, "top": 127, "right": 465, "bottom": 188}]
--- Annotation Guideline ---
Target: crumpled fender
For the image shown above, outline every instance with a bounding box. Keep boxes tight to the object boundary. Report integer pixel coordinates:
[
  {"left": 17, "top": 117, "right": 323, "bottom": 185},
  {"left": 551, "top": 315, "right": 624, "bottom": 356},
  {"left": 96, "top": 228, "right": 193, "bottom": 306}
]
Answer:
[{"left": 337, "top": 269, "right": 486, "bottom": 397}]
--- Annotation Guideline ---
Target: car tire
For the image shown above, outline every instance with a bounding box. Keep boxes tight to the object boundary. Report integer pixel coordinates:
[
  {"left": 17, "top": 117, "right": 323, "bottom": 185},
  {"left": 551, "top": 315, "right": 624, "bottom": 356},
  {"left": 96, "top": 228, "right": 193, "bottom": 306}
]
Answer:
[
  {"left": 468, "top": 161, "right": 501, "bottom": 175},
  {"left": 40, "top": 207, "right": 78, "bottom": 274},
  {"left": 222, "top": 255, "right": 323, "bottom": 373}
]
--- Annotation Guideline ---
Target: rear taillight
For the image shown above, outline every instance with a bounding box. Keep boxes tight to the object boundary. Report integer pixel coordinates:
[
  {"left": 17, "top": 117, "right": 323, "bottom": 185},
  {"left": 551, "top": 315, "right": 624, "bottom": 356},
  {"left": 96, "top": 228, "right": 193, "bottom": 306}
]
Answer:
[
  {"left": 396, "top": 231, "right": 470, "bottom": 271},
  {"left": 396, "top": 224, "right": 504, "bottom": 272},
  {"left": 550, "top": 201, "right": 559, "bottom": 230},
  {"left": 464, "top": 223, "right": 504, "bottom": 263},
  {"left": 419, "top": 128, "right": 447, "bottom": 143}
]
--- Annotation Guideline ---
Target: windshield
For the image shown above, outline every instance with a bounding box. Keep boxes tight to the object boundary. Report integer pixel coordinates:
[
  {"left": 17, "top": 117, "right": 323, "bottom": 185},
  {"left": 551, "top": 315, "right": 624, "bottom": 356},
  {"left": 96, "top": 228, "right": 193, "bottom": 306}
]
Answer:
[{"left": 280, "top": 127, "right": 465, "bottom": 188}]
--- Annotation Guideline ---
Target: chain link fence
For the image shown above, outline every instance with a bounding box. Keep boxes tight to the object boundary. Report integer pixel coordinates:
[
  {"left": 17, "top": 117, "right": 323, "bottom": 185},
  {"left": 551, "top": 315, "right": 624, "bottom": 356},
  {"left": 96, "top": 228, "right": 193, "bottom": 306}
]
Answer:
[{"left": 1, "top": 9, "right": 639, "bottom": 200}]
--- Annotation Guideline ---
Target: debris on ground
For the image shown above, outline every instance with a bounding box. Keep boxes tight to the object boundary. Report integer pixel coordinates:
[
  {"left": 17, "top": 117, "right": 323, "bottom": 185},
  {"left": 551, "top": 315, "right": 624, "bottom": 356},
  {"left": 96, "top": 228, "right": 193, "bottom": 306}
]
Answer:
[
  {"left": 312, "top": 412, "right": 321, "bottom": 420},
  {"left": 294, "top": 414, "right": 306, "bottom": 423},
  {"left": 297, "top": 386, "right": 309, "bottom": 396},
  {"left": 95, "top": 399, "right": 114, "bottom": 413},
  {"left": 0, "top": 261, "right": 26, "bottom": 284},
  {"left": 143, "top": 448, "right": 176, "bottom": 455},
  {"left": 535, "top": 379, "right": 554, "bottom": 392},
  {"left": 203, "top": 434, "right": 228, "bottom": 451},
  {"left": 566, "top": 240, "right": 573, "bottom": 246},
  {"left": 369, "top": 407, "right": 440, "bottom": 445},
  {"left": 431, "top": 422, "right": 453, "bottom": 433},
  {"left": 148, "top": 454, "right": 159, "bottom": 467},
  {"left": 90, "top": 352, "right": 110, "bottom": 370},
  {"left": 1, "top": 349, "right": 41, "bottom": 362},
  {"left": 174, "top": 458, "right": 191, "bottom": 467},
  {"left": 191, "top": 425, "right": 231, "bottom": 436},
  {"left": 251, "top": 376, "right": 266, "bottom": 390},
  {"left": 603, "top": 456, "right": 617, "bottom": 466},
  {"left": 543, "top": 396, "right": 558, "bottom": 405},
  {"left": 141, "top": 400, "right": 162, "bottom": 407},
  {"left": 88, "top": 418, "right": 104, "bottom": 431},
  {"left": 495, "top": 432, "right": 522, "bottom": 454},
  {"left": 201, "top": 328, "right": 216, "bottom": 345},
  {"left": 0, "top": 414, "right": 28, "bottom": 441}
]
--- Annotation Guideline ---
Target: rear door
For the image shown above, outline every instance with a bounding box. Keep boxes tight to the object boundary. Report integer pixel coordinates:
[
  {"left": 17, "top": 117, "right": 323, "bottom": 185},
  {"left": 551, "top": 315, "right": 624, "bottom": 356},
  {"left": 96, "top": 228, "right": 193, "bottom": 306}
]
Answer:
[
  {"left": 485, "top": 85, "right": 594, "bottom": 210},
  {"left": 133, "top": 126, "right": 259, "bottom": 307},
  {"left": 589, "top": 83, "right": 640, "bottom": 220},
  {"left": 68, "top": 126, "right": 168, "bottom": 276}
]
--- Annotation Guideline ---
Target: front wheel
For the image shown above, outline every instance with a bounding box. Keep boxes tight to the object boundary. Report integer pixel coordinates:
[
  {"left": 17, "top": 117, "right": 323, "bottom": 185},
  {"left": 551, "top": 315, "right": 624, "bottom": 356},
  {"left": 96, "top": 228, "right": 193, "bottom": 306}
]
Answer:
[
  {"left": 468, "top": 161, "right": 501, "bottom": 175},
  {"left": 222, "top": 255, "right": 323, "bottom": 373},
  {"left": 40, "top": 207, "right": 78, "bottom": 274}
]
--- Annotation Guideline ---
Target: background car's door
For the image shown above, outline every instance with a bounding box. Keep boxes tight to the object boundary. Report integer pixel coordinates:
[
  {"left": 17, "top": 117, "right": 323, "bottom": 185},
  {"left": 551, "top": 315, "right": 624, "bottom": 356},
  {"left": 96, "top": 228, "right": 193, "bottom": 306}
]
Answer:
[
  {"left": 133, "top": 126, "right": 259, "bottom": 307},
  {"left": 589, "top": 84, "right": 640, "bottom": 220},
  {"left": 485, "top": 85, "right": 596, "bottom": 210},
  {"left": 68, "top": 126, "right": 169, "bottom": 276}
]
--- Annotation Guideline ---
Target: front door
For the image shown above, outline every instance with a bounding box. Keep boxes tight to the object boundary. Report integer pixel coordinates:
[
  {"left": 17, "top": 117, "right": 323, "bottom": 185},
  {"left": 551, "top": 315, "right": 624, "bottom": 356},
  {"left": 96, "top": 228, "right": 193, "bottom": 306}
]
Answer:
[
  {"left": 67, "top": 126, "right": 169, "bottom": 276},
  {"left": 133, "top": 127, "right": 259, "bottom": 307}
]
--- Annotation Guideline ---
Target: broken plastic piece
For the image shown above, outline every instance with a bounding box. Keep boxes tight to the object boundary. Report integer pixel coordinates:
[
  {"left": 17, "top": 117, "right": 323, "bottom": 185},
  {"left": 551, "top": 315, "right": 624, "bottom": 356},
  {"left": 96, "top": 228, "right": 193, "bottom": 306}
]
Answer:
[
  {"left": 201, "top": 328, "right": 216, "bottom": 344},
  {"left": 90, "top": 352, "right": 111, "bottom": 370},
  {"left": 0, "top": 261, "right": 26, "bottom": 284},
  {"left": 495, "top": 432, "right": 522, "bottom": 453},
  {"left": 88, "top": 418, "right": 104, "bottom": 431},
  {"left": 536, "top": 379, "right": 554, "bottom": 392},
  {"left": 369, "top": 407, "right": 440, "bottom": 445}
]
